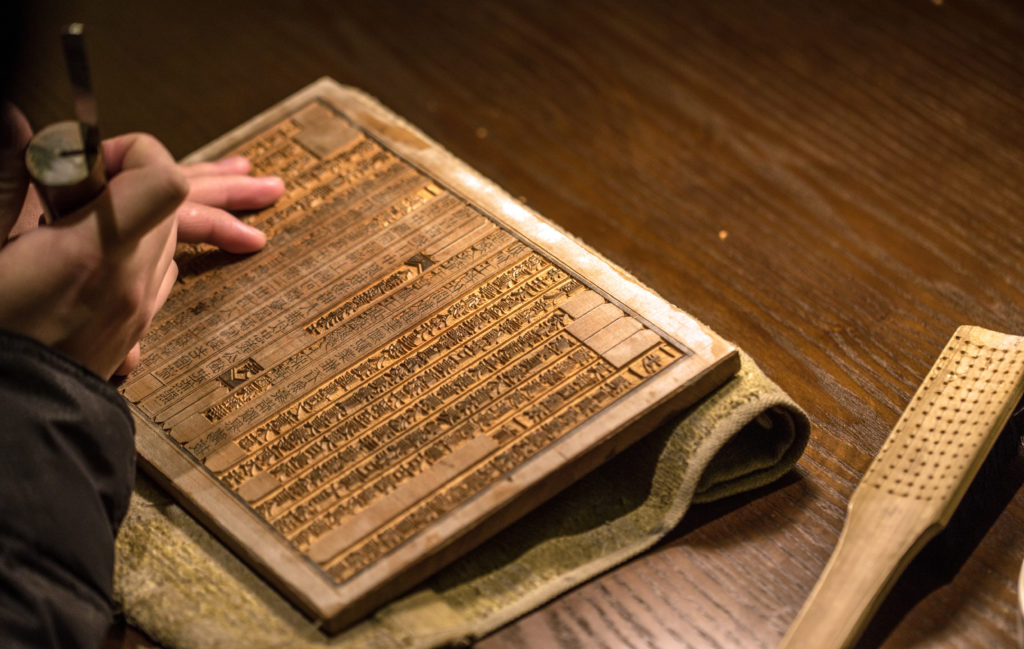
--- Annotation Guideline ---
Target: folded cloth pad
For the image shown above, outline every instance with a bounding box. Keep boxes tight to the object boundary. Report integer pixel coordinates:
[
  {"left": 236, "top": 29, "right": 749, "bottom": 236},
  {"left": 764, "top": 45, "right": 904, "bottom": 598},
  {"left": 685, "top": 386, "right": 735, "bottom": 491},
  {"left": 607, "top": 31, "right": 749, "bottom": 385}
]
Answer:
[{"left": 114, "top": 350, "right": 808, "bottom": 649}]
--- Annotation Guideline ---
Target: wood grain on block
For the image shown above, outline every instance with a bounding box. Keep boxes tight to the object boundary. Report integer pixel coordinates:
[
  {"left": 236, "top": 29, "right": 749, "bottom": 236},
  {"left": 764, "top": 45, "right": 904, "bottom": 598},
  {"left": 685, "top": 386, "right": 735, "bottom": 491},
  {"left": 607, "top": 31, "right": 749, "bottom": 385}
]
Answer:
[
  {"left": 123, "top": 78, "right": 738, "bottom": 633},
  {"left": 423, "top": 219, "right": 495, "bottom": 258},
  {"left": 420, "top": 215, "right": 484, "bottom": 256},
  {"left": 559, "top": 290, "right": 604, "bottom": 319},
  {"left": 204, "top": 442, "right": 246, "bottom": 473},
  {"left": 151, "top": 387, "right": 216, "bottom": 419},
  {"left": 294, "top": 104, "right": 362, "bottom": 159},
  {"left": 237, "top": 471, "right": 282, "bottom": 503},
  {"left": 565, "top": 303, "right": 623, "bottom": 341},
  {"left": 159, "top": 385, "right": 230, "bottom": 427},
  {"left": 122, "top": 373, "right": 163, "bottom": 403},
  {"left": 252, "top": 329, "right": 318, "bottom": 369},
  {"left": 169, "top": 413, "right": 214, "bottom": 444},
  {"left": 584, "top": 317, "right": 644, "bottom": 354},
  {"left": 603, "top": 329, "right": 663, "bottom": 368}
]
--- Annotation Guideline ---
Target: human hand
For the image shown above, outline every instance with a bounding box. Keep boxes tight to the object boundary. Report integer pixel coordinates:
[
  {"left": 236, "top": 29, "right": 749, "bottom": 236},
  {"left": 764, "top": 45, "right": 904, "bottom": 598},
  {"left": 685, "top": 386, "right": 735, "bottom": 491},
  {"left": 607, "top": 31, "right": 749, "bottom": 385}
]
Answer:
[
  {"left": 0, "top": 105, "right": 285, "bottom": 378},
  {"left": 0, "top": 104, "right": 31, "bottom": 237},
  {"left": 0, "top": 127, "right": 185, "bottom": 379},
  {"left": 176, "top": 155, "right": 283, "bottom": 252},
  {"left": 113, "top": 155, "right": 285, "bottom": 374}
]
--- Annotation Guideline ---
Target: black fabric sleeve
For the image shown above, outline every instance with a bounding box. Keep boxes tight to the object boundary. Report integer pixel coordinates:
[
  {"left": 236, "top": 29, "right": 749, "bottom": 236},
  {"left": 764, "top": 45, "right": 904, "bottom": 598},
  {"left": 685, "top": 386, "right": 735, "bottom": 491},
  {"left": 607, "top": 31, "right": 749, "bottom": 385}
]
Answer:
[{"left": 0, "top": 331, "right": 136, "bottom": 649}]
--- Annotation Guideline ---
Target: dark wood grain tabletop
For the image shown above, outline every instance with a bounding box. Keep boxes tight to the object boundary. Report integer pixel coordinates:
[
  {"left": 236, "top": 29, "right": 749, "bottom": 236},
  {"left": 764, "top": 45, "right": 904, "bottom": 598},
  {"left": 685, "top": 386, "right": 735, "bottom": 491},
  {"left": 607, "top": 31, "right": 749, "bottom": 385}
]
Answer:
[{"left": 12, "top": 1, "right": 1023, "bottom": 647}]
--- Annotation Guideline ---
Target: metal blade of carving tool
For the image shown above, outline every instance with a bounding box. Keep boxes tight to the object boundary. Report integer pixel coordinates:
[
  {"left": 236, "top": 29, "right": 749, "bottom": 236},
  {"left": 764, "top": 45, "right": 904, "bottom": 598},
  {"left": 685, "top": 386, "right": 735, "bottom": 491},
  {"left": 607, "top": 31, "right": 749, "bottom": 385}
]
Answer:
[
  {"left": 25, "top": 22, "right": 108, "bottom": 221},
  {"left": 779, "top": 325, "right": 1024, "bottom": 649},
  {"left": 61, "top": 22, "right": 100, "bottom": 165}
]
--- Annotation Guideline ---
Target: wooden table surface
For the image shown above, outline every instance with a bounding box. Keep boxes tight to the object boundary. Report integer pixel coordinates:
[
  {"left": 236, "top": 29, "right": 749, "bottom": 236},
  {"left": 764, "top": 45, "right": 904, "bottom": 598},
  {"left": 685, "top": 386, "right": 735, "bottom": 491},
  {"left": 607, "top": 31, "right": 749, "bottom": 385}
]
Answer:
[{"left": 13, "top": 1, "right": 1024, "bottom": 647}]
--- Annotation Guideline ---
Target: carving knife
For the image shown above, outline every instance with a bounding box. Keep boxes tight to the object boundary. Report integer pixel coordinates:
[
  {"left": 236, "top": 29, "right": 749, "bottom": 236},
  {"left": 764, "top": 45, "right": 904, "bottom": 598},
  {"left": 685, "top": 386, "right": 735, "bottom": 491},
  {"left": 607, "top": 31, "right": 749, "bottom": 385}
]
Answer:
[{"left": 24, "top": 22, "right": 107, "bottom": 222}]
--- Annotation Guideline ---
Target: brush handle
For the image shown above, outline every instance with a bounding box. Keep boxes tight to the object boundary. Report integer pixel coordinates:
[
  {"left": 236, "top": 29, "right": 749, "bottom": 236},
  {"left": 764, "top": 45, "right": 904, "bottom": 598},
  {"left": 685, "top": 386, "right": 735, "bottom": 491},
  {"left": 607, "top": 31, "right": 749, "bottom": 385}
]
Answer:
[
  {"left": 780, "top": 326, "right": 1024, "bottom": 649},
  {"left": 778, "top": 497, "right": 939, "bottom": 649}
]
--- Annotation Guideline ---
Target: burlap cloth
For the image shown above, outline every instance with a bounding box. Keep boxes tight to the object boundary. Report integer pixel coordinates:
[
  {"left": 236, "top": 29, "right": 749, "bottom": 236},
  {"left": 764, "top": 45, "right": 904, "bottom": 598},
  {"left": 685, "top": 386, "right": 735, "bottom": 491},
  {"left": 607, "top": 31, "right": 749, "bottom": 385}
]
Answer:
[{"left": 113, "top": 350, "right": 808, "bottom": 648}]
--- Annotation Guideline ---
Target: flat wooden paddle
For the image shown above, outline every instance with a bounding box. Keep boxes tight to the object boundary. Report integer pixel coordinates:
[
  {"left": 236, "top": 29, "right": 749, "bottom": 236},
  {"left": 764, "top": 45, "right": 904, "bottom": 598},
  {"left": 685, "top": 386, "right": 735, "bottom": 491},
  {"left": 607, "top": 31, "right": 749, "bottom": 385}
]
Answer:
[{"left": 780, "top": 326, "right": 1024, "bottom": 649}]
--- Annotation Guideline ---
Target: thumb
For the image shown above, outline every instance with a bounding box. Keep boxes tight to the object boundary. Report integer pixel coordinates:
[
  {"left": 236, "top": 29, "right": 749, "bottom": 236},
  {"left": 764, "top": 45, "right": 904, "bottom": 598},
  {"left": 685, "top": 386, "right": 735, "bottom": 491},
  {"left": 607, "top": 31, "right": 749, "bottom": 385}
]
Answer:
[
  {"left": 0, "top": 103, "right": 31, "bottom": 240},
  {"left": 98, "top": 133, "right": 188, "bottom": 246}
]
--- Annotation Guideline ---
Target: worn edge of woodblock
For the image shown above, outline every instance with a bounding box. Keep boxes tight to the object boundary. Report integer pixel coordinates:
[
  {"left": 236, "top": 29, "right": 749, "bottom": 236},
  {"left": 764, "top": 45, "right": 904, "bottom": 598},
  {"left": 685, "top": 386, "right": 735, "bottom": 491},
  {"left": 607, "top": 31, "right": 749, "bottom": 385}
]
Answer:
[{"left": 129, "top": 76, "right": 740, "bottom": 631}]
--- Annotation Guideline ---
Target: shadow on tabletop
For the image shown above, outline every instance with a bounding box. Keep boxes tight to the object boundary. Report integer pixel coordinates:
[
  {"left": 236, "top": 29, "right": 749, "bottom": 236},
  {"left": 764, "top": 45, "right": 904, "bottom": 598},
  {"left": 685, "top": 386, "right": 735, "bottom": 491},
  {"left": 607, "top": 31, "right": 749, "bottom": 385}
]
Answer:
[
  {"left": 661, "top": 468, "right": 807, "bottom": 547},
  {"left": 432, "top": 398, "right": 809, "bottom": 594},
  {"left": 850, "top": 397, "right": 1024, "bottom": 648},
  {"left": 651, "top": 400, "right": 1024, "bottom": 649}
]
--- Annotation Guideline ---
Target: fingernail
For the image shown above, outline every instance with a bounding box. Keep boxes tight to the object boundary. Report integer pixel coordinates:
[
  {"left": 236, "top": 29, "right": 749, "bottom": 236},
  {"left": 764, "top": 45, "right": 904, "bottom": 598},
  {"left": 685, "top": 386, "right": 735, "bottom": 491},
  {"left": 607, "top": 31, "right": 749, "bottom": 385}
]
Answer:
[
  {"left": 241, "top": 222, "right": 267, "bottom": 244},
  {"left": 255, "top": 176, "right": 286, "bottom": 193},
  {"left": 217, "top": 155, "right": 250, "bottom": 172}
]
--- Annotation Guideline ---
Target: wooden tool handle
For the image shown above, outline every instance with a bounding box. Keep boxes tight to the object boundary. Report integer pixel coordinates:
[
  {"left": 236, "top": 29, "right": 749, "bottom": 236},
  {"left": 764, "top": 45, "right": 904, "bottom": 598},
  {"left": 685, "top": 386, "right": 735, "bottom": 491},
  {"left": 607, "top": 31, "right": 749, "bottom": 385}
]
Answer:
[
  {"left": 780, "top": 326, "right": 1024, "bottom": 649},
  {"left": 778, "top": 497, "right": 939, "bottom": 649}
]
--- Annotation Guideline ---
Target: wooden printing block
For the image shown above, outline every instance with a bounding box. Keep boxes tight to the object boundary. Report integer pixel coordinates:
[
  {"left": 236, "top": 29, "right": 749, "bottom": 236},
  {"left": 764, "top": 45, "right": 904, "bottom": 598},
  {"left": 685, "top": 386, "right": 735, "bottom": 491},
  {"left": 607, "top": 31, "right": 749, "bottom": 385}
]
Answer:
[{"left": 122, "top": 78, "right": 739, "bottom": 633}]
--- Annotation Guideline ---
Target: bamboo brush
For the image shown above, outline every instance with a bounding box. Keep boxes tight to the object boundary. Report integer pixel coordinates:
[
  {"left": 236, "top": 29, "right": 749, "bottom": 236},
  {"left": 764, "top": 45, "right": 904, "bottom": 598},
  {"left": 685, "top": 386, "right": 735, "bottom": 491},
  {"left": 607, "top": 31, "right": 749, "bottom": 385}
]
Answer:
[{"left": 779, "top": 325, "right": 1024, "bottom": 649}]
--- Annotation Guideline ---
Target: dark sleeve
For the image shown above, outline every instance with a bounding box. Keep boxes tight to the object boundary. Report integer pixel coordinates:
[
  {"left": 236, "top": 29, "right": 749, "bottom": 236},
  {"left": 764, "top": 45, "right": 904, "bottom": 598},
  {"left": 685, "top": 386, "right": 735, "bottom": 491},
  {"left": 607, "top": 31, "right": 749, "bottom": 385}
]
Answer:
[{"left": 0, "top": 331, "right": 136, "bottom": 649}]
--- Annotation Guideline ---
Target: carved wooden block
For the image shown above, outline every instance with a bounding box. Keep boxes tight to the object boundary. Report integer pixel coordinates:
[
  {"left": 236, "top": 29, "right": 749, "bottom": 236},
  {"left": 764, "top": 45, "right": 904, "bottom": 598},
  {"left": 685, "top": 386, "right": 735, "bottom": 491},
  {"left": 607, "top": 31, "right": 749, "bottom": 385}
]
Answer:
[{"left": 122, "top": 78, "right": 739, "bottom": 633}]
